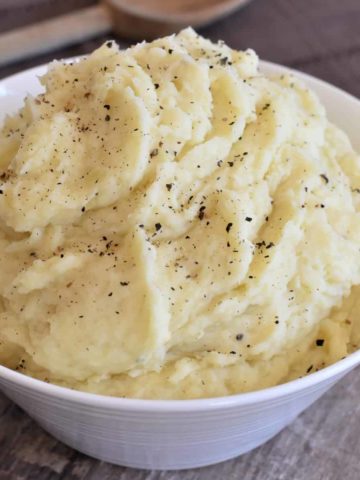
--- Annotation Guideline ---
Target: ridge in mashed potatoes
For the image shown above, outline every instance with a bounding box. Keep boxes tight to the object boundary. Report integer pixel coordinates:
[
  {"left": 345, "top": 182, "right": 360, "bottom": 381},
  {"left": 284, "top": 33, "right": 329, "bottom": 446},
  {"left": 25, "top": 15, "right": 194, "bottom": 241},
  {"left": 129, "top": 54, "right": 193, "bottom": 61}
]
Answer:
[{"left": 0, "top": 29, "right": 359, "bottom": 399}]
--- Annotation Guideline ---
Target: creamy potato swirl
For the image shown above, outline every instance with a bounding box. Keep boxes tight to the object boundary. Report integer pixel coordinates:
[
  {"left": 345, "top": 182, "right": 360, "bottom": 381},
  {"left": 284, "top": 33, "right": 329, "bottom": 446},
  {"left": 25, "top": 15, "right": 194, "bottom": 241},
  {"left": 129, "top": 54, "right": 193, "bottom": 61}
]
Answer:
[{"left": 0, "top": 29, "right": 359, "bottom": 399}]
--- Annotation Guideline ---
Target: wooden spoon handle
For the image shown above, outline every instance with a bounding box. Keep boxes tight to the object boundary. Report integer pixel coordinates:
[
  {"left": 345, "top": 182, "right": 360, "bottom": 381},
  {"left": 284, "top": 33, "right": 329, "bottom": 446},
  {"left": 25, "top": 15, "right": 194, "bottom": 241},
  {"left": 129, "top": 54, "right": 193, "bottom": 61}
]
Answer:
[{"left": 0, "top": 5, "right": 111, "bottom": 68}]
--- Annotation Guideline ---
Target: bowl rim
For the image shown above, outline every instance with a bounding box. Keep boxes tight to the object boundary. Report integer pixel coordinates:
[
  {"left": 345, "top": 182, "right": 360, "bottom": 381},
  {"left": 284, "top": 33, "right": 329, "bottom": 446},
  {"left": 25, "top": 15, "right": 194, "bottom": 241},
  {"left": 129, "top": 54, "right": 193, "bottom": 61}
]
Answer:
[
  {"left": 0, "top": 59, "right": 360, "bottom": 412},
  {"left": 1, "top": 351, "right": 360, "bottom": 410}
]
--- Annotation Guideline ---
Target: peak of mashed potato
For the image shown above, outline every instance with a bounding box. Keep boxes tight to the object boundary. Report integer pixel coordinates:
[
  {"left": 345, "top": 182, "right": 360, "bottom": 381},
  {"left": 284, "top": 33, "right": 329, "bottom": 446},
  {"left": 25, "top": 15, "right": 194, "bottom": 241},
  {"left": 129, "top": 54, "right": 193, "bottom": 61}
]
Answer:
[{"left": 0, "top": 29, "right": 359, "bottom": 399}]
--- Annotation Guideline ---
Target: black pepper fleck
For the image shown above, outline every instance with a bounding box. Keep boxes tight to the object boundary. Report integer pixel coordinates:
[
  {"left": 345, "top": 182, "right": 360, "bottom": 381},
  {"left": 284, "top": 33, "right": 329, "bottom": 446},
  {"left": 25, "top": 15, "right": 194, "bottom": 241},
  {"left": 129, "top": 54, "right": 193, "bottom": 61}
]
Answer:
[
  {"left": 320, "top": 174, "right": 329, "bottom": 184},
  {"left": 150, "top": 148, "right": 159, "bottom": 158},
  {"left": 226, "top": 222, "right": 233, "bottom": 233},
  {"left": 198, "top": 205, "right": 206, "bottom": 220}
]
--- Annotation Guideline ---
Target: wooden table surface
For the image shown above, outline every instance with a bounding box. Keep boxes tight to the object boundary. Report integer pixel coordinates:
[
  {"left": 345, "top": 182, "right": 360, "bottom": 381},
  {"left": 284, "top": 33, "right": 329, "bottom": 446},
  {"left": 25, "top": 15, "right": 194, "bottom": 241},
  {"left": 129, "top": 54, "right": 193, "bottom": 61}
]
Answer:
[{"left": 1, "top": 1, "right": 360, "bottom": 479}]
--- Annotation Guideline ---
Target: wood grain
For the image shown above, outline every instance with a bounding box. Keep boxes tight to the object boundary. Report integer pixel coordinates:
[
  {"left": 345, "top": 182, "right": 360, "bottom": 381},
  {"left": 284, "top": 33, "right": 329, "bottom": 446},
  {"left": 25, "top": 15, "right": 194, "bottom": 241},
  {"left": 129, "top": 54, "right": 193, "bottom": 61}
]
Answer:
[{"left": 1, "top": 1, "right": 360, "bottom": 478}]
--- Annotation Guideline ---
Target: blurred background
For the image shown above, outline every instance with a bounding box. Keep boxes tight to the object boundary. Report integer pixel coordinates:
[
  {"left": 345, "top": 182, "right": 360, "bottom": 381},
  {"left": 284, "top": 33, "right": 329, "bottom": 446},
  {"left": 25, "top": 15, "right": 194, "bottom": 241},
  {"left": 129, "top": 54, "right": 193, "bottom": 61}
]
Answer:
[{"left": 0, "top": 0, "right": 359, "bottom": 97}]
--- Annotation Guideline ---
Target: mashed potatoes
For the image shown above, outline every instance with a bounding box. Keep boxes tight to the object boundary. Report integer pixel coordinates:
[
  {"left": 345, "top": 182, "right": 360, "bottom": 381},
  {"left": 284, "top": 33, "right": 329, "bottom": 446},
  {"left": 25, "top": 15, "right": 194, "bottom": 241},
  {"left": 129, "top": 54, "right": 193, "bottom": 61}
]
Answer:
[{"left": 0, "top": 29, "right": 359, "bottom": 399}]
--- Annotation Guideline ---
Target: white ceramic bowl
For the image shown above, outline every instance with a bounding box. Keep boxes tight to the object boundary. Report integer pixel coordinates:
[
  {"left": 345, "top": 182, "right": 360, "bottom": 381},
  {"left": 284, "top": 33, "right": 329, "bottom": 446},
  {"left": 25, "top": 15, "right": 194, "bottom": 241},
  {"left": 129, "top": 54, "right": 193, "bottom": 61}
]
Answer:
[{"left": 0, "top": 60, "right": 360, "bottom": 471}]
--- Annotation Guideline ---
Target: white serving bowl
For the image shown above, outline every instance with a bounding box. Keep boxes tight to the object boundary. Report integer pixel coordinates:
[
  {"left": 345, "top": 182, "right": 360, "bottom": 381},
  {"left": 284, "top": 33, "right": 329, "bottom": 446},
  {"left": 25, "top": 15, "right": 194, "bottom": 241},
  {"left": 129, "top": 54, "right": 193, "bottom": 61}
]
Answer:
[{"left": 0, "top": 60, "right": 360, "bottom": 470}]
